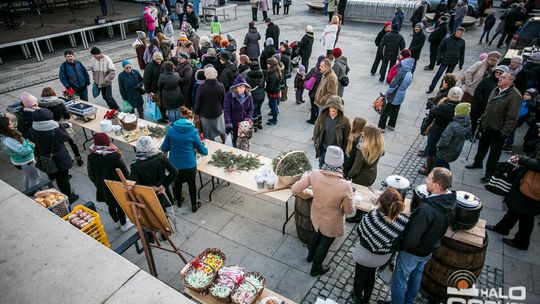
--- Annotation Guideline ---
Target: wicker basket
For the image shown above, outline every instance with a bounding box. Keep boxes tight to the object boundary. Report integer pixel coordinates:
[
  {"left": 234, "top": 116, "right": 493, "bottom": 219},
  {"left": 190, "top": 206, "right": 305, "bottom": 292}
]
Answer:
[
  {"left": 274, "top": 150, "right": 307, "bottom": 186},
  {"left": 183, "top": 248, "right": 227, "bottom": 293},
  {"left": 120, "top": 116, "right": 138, "bottom": 131},
  {"left": 209, "top": 280, "right": 234, "bottom": 303},
  {"left": 231, "top": 272, "right": 266, "bottom": 304}
]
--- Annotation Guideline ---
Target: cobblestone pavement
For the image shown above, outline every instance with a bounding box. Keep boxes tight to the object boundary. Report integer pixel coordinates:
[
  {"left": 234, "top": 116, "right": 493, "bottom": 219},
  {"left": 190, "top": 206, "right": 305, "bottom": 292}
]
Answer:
[{"left": 301, "top": 134, "right": 504, "bottom": 304}]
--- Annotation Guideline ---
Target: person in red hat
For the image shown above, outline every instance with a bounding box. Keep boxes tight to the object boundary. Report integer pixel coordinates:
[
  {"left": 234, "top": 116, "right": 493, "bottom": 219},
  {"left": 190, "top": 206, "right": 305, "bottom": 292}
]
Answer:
[
  {"left": 386, "top": 49, "right": 411, "bottom": 85},
  {"left": 332, "top": 48, "right": 350, "bottom": 98},
  {"left": 87, "top": 133, "right": 134, "bottom": 232}
]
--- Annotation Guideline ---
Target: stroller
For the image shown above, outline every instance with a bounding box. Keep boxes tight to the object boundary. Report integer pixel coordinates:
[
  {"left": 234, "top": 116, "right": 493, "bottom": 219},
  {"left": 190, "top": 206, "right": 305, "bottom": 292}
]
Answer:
[{"left": 289, "top": 40, "right": 300, "bottom": 68}]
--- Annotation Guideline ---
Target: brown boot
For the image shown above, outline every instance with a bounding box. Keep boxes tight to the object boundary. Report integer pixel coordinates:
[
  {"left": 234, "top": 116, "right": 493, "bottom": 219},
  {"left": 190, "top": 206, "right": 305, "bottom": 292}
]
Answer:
[{"left": 418, "top": 157, "right": 435, "bottom": 175}]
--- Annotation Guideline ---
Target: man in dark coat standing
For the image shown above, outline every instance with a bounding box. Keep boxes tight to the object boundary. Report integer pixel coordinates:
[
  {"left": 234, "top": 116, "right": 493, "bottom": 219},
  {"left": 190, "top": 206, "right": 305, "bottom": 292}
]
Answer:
[
  {"left": 143, "top": 52, "right": 166, "bottom": 123},
  {"left": 466, "top": 72, "right": 522, "bottom": 182},
  {"left": 59, "top": 50, "right": 90, "bottom": 101},
  {"left": 377, "top": 23, "right": 405, "bottom": 83},
  {"left": 427, "top": 27, "right": 465, "bottom": 93},
  {"left": 265, "top": 18, "right": 280, "bottom": 51},
  {"left": 219, "top": 52, "right": 239, "bottom": 92},
  {"left": 297, "top": 25, "right": 315, "bottom": 70},
  {"left": 409, "top": 23, "right": 425, "bottom": 73},
  {"left": 409, "top": 1, "right": 426, "bottom": 30},
  {"left": 185, "top": 3, "right": 199, "bottom": 30},
  {"left": 259, "top": 38, "right": 277, "bottom": 71},
  {"left": 424, "top": 16, "right": 448, "bottom": 71}
]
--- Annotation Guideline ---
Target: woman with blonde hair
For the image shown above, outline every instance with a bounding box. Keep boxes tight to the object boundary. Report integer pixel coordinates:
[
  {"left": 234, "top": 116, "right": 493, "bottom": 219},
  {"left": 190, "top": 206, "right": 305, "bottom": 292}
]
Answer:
[
  {"left": 321, "top": 15, "right": 340, "bottom": 59},
  {"left": 345, "top": 124, "right": 385, "bottom": 223},
  {"left": 352, "top": 188, "right": 408, "bottom": 303}
]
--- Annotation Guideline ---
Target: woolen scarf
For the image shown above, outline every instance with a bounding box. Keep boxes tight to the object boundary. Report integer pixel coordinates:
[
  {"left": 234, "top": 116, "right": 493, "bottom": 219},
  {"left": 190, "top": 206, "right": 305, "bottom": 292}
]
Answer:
[{"left": 89, "top": 144, "right": 119, "bottom": 155}]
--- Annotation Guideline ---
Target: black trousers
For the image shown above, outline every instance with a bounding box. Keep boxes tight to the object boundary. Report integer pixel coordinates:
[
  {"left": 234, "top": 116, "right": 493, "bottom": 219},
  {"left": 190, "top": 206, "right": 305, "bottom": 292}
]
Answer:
[
  {"left": 251, "top": 8, "right": 258, "bottom": 21},
  {"left": 379, "top": 58, "right": 396, "bottom": 82},
  {"left": 494, "top": 209, "right": 535, "bottom": 249},
  {"left": 302, "top": 56, "right": 310, "bottom": 71},
  {"left": 173, "top": 167, "right": 197, "bottom": 207},
  {"left": 309, "top": 95, "right": 319, "bottom": 122},
  {"left": 308, "top": 230, "right": 335, "bottom": 272},
  {"left": 100, "top": 86, "right": 119, "bottom": 110},
  {"left": 428, "top": 43, "right": 439, "bottom": 68},
  {"left": 67, "top": 138, "right": 81, "bottom": 157},
  {"left": 497, "top": 29, "right": 515, "bottom": 48},
  {"left": 107, "top": 199, "right": 127, "bottom": 225},
  {"left": 473, "top": 127, "right": 505, "bottom": 178},
  {"left": 354, "top": 263, "right": 377, "bottom": 304},
  {"left": 283, "top": 4, "right": 289, "bottom": 14},
  {"left": 47, "top": 169, "right": 72, "bottom": 197},
  {"left": 470, "top": 101, "right": 486, "bottom": 136},
  {"left": 262, "top": 10, "right": 268, "bottom": 20},
  {"left": 378, "top": 103, "right": 401, "bottom": 129},
  {"left": 272, "top": 3, "right": 280, "bottom": 14},
  {"left": 370, "top": 52, "right": 382, "bottom": 75}
]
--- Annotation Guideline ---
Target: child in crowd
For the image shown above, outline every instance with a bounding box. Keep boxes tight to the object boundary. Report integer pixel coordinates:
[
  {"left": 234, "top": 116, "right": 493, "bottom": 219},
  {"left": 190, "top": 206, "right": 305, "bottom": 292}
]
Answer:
[
  {"left": 210, "top": 15, "right": 222, "bottom": 35},
  {"left": 479, "top": 10, "right": 496, "bottom": 44},
  {"left": 434, "top": 102, "right": 472, "bottom": 170},
  {"left": 504, "top": 88, "right": 538, "bottom": 152},
  {"left": 294, "top": 65, "right": 306, "bottom": 104}
]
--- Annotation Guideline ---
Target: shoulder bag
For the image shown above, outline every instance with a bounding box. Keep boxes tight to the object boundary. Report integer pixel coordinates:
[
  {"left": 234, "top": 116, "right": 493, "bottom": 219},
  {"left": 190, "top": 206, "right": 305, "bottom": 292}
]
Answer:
[
  {"left": 35, "top": 130, "right": 58, "bottom": 175},
  {"left": 519, "top": 151, "right": 540, "bottom": 201}
]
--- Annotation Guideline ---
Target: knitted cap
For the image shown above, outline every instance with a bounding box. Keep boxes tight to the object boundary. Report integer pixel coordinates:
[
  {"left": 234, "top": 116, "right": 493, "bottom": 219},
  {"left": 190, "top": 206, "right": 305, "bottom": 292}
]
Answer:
[
  {"left": 177, "top": 52, "right": 189, "bottom": 59},
  {"left": 93, "top": 133, "right": 110, "bottom": 146},
  {"left": 179, "top": 34, "right": 188, "bottom": 41},
  {"left": 487, "top": 51, "right": 501, "bottom": 60},
  {"left": 479, "top": 53, "right": 488, "bottom": 61},
  {"left": 152, "top": 52, "right": 163, "bottom": 60},
  {"left": 220, "top": 51, "right": 230, "bottom": 61},
  {"left": 266, "top": 37, "right": 274, "bottom": 46},
  {"left": 525, "top": 88, "right": 538, "bottom": 100},
  {"left": 324, "top": 146, "right": 344, "bottom": 168},
  {"left": 136, "top": 136, "right": 155, "bottom": 153},
  {"left": 448, "top": 87, "right": 464, "bottom": 101},
  {"left": 454, "top": 102, "right": 471, "bottom": 116},
  {"left": 332, "top": 48, "right": 342, "bottom": 58},
  {"left": 511, "top": 55, "right": 523, "bottom": 64},
  {"left": 298, "top": 64, "right": 306, "bottom": 74},
  {"left": 495, "top": 65, "right": 509, "bottom": 73},
  {"left": 20, "top": 92, "right": 38, "bottom": 108},
  {"left": 213, "top": 15, "right": 218, "bottom": 21},
  {"left": 306, "top": 25, "right": 313, "bottom": 33},
  {"left": 122, "top": 60, "right": 131, "bottom": 68},
  {"left": 226, "top": 33, "right": 234, "bottom": 41}
]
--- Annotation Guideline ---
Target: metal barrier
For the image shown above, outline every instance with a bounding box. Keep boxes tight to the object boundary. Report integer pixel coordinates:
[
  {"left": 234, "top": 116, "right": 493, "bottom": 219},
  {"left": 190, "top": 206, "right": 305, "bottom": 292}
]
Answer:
[
  {"left": 0, "top": 17, "right": 141, "bottom": 64},
  {"left": 345, "top": 0, "right": 421, "bottom": 24}
]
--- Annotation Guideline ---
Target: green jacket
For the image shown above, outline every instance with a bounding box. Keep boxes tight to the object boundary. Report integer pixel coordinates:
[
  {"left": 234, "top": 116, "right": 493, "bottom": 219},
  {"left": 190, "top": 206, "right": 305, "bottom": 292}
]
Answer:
[
  {"left": 210, "top": 21, "right": 221, "bottom": 35},
  {"left": 1, "top": 136, "right": 35, "bottom": 165}
]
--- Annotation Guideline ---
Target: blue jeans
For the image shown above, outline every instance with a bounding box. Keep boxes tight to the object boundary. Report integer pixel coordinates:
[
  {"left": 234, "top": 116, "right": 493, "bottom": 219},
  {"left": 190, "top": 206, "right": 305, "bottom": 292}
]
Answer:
[
  {"left": 268, "top": 96, "right": 279, "bottom": 122},
  {"left": 391, "top": 251, "right": 432, "bottom": 304},
  {"left": 75, "top": 87, "right": 88, "bottom": 101},
  {"left": 428, "top": 64, "right": 455, "bottom": 92},
  {"left": 148, "top": 30, "right": 155, "bottom": 41},
  {"left": 166, "top": 108, "right": 181, "bottom": 123},
  {"left": 426, "top": 131, "right": 442, "bottom": 157}
]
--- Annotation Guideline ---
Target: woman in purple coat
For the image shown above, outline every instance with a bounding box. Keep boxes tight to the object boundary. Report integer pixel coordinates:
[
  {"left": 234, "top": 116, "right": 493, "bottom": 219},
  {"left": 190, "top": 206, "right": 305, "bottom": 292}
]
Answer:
[{"left": 224, "top": 75, "right": 254, "bottom": 147}]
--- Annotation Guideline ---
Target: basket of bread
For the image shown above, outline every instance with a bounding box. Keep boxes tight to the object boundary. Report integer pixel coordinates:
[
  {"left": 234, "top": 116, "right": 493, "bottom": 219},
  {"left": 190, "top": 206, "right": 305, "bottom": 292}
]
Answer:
[{"left": 34, "top": 189, "right": 70, "bottom": 217}]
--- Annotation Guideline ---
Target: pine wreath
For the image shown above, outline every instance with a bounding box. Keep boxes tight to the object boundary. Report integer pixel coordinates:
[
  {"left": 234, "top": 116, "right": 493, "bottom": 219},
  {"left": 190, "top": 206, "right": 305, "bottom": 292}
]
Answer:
[
  {"left": 272, "top": 151, "right": 312, "bottom": 176},
  {"left": 208, "top": 149, "right": 262, "bottom": 173}
]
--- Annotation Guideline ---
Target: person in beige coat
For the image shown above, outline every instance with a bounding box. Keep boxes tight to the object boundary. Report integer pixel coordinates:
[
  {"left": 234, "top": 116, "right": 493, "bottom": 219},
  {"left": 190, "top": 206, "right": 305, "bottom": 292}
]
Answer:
[
  {"left": 291, "top": 145, "right": 354, "bottom": 276},
  {"left": 461, "top": 51, "right": 500, "bottom": 103},
  {"left": 315, "top": 59, "right": 338, "bottom": 109},
  {"left": 90, "top": 47, "right": 119, "bottom": 109}
]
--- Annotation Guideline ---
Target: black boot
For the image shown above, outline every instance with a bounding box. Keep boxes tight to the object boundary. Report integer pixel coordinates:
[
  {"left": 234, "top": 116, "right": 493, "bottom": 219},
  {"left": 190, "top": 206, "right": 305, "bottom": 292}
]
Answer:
[{"left": 418, "top": 157, "right": 435, "bottom": 175}]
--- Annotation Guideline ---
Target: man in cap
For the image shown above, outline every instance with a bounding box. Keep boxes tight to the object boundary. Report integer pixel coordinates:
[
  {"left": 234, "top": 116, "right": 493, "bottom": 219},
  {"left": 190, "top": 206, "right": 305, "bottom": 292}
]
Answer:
[
  {"left": 426, "top": 27, "right": 465, "bottom": 93},
  {"left": 60, "top": 50, "right": 90, "bottom": 101},
  {"left": 461, "top": 51, "right": 501, "bottom": 103},
  {"left": 265, "top": 18, "right": 280, "bottom": 51},
  {"left": 90, "top": 47, "right": 119, "bottom": 109},
  {"left": 466, "top": 72, "right": 521, "bottom": 183},
  {"left": 409, "top": 23, "right": 426, "bottom": 72},
  {"left": 218, "top": 52, "right": 239, "bottom": 92},
  {"left": 424, "top": 15, "right": 448, "bottom": 71},
  {"left": 144, "top": 51, "right": 166, "bottom": 122}
]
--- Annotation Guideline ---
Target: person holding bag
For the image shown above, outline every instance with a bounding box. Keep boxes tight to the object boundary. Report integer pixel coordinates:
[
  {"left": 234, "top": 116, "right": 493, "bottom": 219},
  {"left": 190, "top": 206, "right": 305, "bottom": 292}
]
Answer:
[
  {"left": 118, "top": 60, "right": 145, "bottom": 118},
  {"left": 487, "top": 147, "right": 540, "bottom": 250},
  {"left": 351, "top": 188, "right": 409, "bottom": 304}
]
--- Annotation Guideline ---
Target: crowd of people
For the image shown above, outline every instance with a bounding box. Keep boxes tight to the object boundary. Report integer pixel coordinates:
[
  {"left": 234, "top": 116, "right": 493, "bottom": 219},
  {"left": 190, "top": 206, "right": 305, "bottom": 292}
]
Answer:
[{"left": 1, "top": 1, "right": 539, "bottom": 303}]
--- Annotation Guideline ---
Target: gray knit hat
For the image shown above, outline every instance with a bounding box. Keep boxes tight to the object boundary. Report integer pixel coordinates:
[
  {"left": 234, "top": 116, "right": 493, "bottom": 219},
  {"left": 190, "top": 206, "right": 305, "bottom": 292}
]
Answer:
[
  {"left": 266, "top": 37, "right": 274, "bottom": 46},
  {"left": 495, "top": 65, "right": 509, "bottom": 73},
  {"left": 324, "top": 146, "right": 344, "bottom": 168},
  {"left": 136, "top": 136, "right": 157, "bottom": 154}
]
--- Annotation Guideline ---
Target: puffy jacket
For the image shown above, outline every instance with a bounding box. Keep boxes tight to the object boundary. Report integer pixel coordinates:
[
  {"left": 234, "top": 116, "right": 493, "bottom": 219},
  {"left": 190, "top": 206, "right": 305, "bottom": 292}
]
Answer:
[
  {"left": 245, "top": 69, "right": 266, "bottom": 103},
  {"left": 436, "top": 115, "right": 472, "bottom": 162},
  {"left": 223, "top": 91, "right": 254, "bottom": 133},
  {"left": 158, "top": 71, "right": 183, "bottom": 109},
  {"left": 59, "top": 61, "right": 90, "bottom": 91},
  {"left": 332, "top": 56, "right": 349, "bottom": 97},
  {"left": 426, "top": 99, "right": 459, "bottom": 135},
  {"left": 386, "top": 57, "right": 413, "bottom": 105},
  {"left": 297, "top": 33, "right": 314, "bottom": 62},
  {"left": 144, "top": 11, "right": 156, "bottom": 31},
  {"left": 244, "top": 28, "right": 261, "bottom": 60},
  {"left": 313, "top": 96, "right": 351, "bottom": 158},
  {"left": 480, "top": 85, "right": 522, "bottom": 136},
  {"left": 29, "top": 125, "right": 73, "bottom": 171},
  {"left": 378, "top": 31, "right": 405, "bottom": 60},
  {"left": 38, "top": 97, "right": 70, "bottom": 122},
  {"left": 90, "top": 54, "right": 116, "bottom": 88},
  {"left": 219, "top": 62, "right": 239, "bottom": 92},
  {"left": 161, "top": 118, "right": 208, "bottom": 170},
  {"left": 437, "top": 34, "right": 465, "bottom": 68},
  {"left": 265, "top": 70, "right": 282, "bottom": 94},
  {"left": 265, "top": 23, "right": 280, "bottom": 50},
  {"left": 428, "top": 22, "right": 448, "bottom": 45},
  {"left": 409, "top": 30, "right": 425, "bottom": 60},
  {"left": 143, "top": 60, "right": 162, "bottom": 94},
  {"left": 16, "top": 109, "right": 35, "bottom": 139},
  {"left": 194, "top": 79, "right": 226, "bottom": 118},
  {"left": 401, "top": 192, "right": 456, "bottom": 257},
  {"left": 0, "top": 136, "right": 35, "bottom": 165},
  {"left": 87, "top": 152, "right": 129, "bottom": 205},
  {"left": 392, "top": 9, "right": 405, "bottom": 30},
  {"left": 118, "top": 69, "right": 144, "bottom": 108},
  {"left": 259, "top": 45, "right": 276, "bottom": 71}
]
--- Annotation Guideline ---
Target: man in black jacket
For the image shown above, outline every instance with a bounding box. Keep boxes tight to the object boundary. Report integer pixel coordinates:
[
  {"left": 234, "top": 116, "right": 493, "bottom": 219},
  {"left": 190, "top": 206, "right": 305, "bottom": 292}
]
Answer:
[
  {"left": 265, "top": 18, "right": 280, "bottom": 51},
  {"left": 388, "top": 167, "right": 455, "bottom": 304},
  {"left": 218, "top": 52, "right": 239, "bottom": 92},
  {"left": 470, "top": 65, "right": 507, "bottom": 135},
  {"left": 297, "top": 25, "right": 314, "bottom": 70},
  {"left": 185, "top": 3, "right": 199, "bottom": 31},
  {"left": 377, "top": 23, "right": 405, "bottom": 83},
  {"left": 427, "top": 27, "right": 465, "bottom": 93},
  {"left": 409, "top": 1, "right": 426, "bottom": 30},
  {"left": 409, "top": 23, "right": 426, "bottom": 73},
  {"left": 424, "top": 16, "right": 448, "bottom": 71},
  {"left": 143, "top": 52, "right": 166, "bottom": 122}
]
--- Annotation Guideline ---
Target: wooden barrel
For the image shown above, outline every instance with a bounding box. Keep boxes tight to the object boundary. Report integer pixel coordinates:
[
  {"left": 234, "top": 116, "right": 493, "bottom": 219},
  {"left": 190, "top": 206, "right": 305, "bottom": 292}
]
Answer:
[
  {"left": 421, "top": 233, "right": 488, "bottom": 300},
  {"left": 294, "top": 196, "right": 314, "bottom": 245}
]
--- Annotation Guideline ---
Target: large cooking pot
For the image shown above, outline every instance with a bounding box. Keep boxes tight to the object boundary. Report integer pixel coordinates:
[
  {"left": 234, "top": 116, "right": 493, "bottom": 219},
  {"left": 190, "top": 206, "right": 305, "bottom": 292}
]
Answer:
[
  {"left": 381, "top": 175, "right": 411, "bottom": 201},
  {"left": 453, "top": 191, "right": 483, "bottom": 231},
  {"left": 412, "top": 184, "right": 429, "bottom": 211}
]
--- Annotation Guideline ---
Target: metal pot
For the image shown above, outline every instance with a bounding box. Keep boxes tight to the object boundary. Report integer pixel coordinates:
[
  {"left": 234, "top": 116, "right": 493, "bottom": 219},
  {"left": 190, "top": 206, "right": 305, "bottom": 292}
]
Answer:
[
  {"left": 412, "top": 184, "right": 429, "bottom": 211},
  {"left": 381, "top": 175, "right": 411, "bottom": 201},
  {"left": 453, "top": 191, "right": 483, "bottom": 231}
]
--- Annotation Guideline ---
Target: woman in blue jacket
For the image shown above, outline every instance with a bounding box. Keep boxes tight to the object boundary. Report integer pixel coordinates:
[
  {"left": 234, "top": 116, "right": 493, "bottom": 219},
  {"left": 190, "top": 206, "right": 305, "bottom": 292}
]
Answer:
[
  {"left": 161, "top": 107, "right": 208, "bottom": 212},
  {"left": 377, "top": 57, "right": 414, "bottom": 132}
]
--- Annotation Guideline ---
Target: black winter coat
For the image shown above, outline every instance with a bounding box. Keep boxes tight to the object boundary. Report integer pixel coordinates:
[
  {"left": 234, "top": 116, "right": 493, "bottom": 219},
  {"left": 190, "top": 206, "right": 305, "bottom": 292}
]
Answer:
[
  {"left": 438, "top": 35, "right": 465, "bottom": 68},
  {"left": 505, "top": 148, "right": 540, "bottom": 215},
  {"left": 259, "top": 45, "right": 276, "bottom": 71},
  {"left": 265, "top": 70, "right": 282, "bottom": 94},
  {"left": 246, "top": 69, "right": 266, "bottom": 104},
  {"left": 16, "top": 109, "right": 35, "bottom": 139},
  {"left": 186, "top": 12, "right": 199, "bottom": 30},
  {"left": 194, "top": 79, "right": 226, "bottom": 118},
  {"left": 514, "top": 69, "right": 528, "bottom": 95},
  {"left": 485, "top": 14, "right": 496, "bottom": 30},
  {"left": 401, "top": 192, "right": 456, "bottom": 257},
  {"left": 473, "top": 72, "right": 498, "bottom": 107},
  {"left": 38, "top": 97, "right": 70, "bottom": 122},
  {"left": 410, "top": 6, "right": 424, "bottom": 24},
  {"left": 87, "top": 152, "right": 129, "bottom": 205},
  {"left": 30, "top": 125, "right": 73, "bottom": 171},
  {"left": 426, "top": 99, "right": 459, "bottom": 134},
  {"left": 219, "top": 62, "right": 239, "bottom": 92},
  {"left": 158, "top": 71, "right": 183, "bottom": 109},
  {"left": 409, "top": 31, "right": 426, "bottom": 60},
  {"left": 428, "top": 23, "right": 448, "bottom": 45},
  {"left": 244, "top": 28, "right": 261, "bottom": 60},
  {"left": 265, "top": 23, "right": 280, "bottom": 50},
  {"left": 378, "top": 31, "right": 405, "bottom": 60},
  {"left": 118, "top": 70, "right": 144, "bottom": 108},
  {"left": 297, "top": 33, "right": 314, "bottom": 62},
  {"left": 143, "top": 60, "right": 162, "bottom": 94}
]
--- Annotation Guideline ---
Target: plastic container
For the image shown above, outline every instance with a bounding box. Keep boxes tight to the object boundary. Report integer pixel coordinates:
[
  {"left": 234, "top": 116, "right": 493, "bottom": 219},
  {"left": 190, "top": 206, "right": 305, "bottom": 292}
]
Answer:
[{"left": 63, "top": 205, "right": 110, "bottom": 248}]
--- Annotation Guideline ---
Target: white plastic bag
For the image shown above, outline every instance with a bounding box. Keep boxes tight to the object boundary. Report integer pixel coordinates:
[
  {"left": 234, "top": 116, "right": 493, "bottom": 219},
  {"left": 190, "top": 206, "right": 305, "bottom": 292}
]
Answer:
[{"left": 225, "top": 134, "right": 234, "bottom": 147}]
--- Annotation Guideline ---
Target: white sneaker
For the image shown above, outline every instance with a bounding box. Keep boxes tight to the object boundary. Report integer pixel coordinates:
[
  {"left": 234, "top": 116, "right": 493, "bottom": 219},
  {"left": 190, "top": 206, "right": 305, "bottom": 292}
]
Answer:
[
  {"left": 115, "top": 222, "right": 121, "bottom": 229},
  {"left": 121, "top": 219, "right": 135, "bottom": 232}
]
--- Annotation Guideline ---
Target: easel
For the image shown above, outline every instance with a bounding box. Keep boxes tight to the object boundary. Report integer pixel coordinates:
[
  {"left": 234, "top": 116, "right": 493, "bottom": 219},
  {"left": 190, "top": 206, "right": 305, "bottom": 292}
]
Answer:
[{"left": 105, "top": 169, "right": 187, "bottom": 277}]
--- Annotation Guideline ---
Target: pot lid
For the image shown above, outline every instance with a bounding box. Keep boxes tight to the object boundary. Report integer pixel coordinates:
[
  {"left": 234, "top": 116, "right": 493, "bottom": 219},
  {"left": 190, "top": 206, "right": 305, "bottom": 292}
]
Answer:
[
  {"left": 385, "top": 175, "right": 410, "bottom": 189},
  {"left": 415, "top": 184, "right": 429, "bottom": 196},
  {"left": 456, "top": 191, "right": 480, "bottom": 208}
]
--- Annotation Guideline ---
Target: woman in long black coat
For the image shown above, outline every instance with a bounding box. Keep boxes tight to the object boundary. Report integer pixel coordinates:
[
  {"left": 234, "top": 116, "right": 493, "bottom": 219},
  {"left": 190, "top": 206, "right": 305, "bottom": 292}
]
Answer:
[
  {"left": 370, "top": 22, "right": 392, "bottom": 75},
  {"left": 118, "top": 60, "right": 145, "bottom": 118},
  {"left": 244, "top": 22, "right": 261, "bottom": 62},
  {"left": 296, "top": 25, "right": 314, "bottom": 70},
  {"left": 487, "top": 146, "right": 540, "bottom": 250}
]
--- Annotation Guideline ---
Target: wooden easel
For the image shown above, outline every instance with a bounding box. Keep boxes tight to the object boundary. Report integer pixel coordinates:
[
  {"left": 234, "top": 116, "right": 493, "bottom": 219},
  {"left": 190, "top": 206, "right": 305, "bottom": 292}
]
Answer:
[{"left": 105, "top": 169, "right": 188, "bottom": 277}]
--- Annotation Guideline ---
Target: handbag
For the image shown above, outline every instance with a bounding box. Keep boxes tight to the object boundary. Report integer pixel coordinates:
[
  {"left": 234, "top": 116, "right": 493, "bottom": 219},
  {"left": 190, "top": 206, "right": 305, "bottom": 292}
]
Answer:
[
  {"left": 420, "top": 114, "right": 432, "bottom": 136},
  {"left": 485, "top": 161, "right": 516, "bottom": 196},
  {"left": 35, "top": 130, "right": 58, "bottom": 175},
  {"left": 519, "top": 151, "right": 540, "bottom": 200},
  {"left": 92, "top": 83, "right": 100, "bottom": 98},
  {"left": 339, "top": 75, "right": 349, "bottom": 87},
  {"left": 377, "top": 252, "right": 396, "bottom": 285},
  {"left": 144, "top": 95, "right": 163, "bottom": 121},
  {"left": 120, "top": 101, "right": 133, "bottom": 113},
  {"left": 303, "top": 74, "right": 317, "bottom": 90},
  {"left": 372, "top": 93, "right": 387, "bottom": 115}
]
